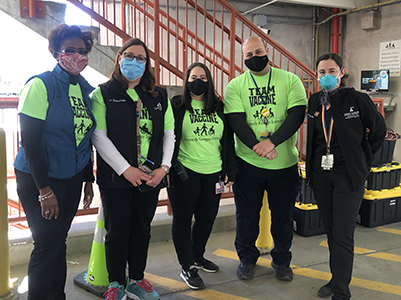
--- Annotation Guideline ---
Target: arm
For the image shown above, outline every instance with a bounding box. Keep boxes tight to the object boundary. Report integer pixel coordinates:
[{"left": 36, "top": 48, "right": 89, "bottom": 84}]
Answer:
[{"left": 226, "top": 113, "right": 259, "bottom": 149}]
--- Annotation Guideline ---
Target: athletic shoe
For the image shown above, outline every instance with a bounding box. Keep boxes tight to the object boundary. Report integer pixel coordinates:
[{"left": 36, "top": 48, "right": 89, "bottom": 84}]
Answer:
[
  {"left": 125, "top": 279, "right": 160, "bottom": 300},
  {"left": 236, "top": 262, "right": 255, "bottom": 280},
  {"left": 103, "top": 281, "right": 127, "bottom": 300},
  {"left": 194, "top": 257, "right": 219, "bottom": 273},
  {"left": 318, "top": 282, "right": 334, "bottom": 298},
  {"left": 180, "top": 266, "right": 205, "bottom": 290},
  {"left": 271, "top": 261, "right": 293, "bottom": 281}
]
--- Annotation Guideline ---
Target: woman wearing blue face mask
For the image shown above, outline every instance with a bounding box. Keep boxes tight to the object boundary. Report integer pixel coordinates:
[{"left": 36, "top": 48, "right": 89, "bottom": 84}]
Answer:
[
  {"left": 305, "top": 53, "right": 386, "bottom": 300},
  {"left": 90, "top": 38, "right": 175, "bottom": 300}
]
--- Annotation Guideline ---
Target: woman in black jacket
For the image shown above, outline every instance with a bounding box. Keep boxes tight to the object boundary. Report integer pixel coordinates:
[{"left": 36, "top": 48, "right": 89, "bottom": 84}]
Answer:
[
  {"left": 91, "top": 38, "right": 175, "bottom": 300},
  {"left": 306, "top": 53, "right": 386, "bottom": 300},
  {"left": 168, "top": 62, "right": 237, "bottom": 290}
]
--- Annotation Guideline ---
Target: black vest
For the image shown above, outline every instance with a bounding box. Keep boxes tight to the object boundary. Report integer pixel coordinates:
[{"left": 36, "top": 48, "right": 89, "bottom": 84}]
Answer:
[{"left": 96, "top": 79, "right": 167, "bottom": 188}]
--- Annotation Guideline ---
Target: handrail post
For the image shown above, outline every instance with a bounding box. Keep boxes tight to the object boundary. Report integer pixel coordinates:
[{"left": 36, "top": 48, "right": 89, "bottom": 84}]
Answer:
[
  {"left": 154, "top": 0, "right": 160, "bottom": 86},
  {"left": 229, "top": 9, "right": 236, "bottom": 80},
  {"left": 0, "top": 128, "right": 17, "bottom": 299}
]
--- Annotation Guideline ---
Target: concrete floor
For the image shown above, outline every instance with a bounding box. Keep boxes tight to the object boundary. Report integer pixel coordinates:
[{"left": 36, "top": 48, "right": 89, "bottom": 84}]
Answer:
[{"left": 9, "top": 204, "right": 401, "bottom": 300}]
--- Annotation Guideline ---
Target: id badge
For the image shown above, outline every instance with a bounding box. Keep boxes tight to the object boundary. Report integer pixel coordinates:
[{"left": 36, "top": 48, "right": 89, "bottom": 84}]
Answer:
[
  {"left": 260, "top": 130, "right": 268, "bottom": 139},
  {"left": 139, "top": 164, "right": 155, "bottom": 176},
  {"left": 215, "top": 181, "right": 225, "bottom": 194},
  {"left": 321, "top": 154, "right": 334, "bottom": 171}
]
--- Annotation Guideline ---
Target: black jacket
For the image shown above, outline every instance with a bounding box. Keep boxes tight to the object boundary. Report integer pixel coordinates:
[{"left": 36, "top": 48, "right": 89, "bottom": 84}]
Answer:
[
  {"left": 170, "top": 95, "right": 237, "bottom": 185},
  {"left": 96, "top": 79, "right": 168, "bottom": 188},
  {"left": 306, "top": 88, "right": 386, "bottom": 190}
]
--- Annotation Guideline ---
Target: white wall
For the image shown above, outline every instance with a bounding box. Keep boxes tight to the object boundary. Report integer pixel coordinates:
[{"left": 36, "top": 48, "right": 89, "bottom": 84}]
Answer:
[{"left": 342, "top": 2, "right": 401, "bottom": 160}]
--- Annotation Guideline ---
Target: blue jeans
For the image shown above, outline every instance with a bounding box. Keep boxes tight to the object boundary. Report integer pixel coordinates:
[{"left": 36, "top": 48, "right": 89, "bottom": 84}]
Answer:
[{"left": 234, "top": 159, "right": 299, "bottom": 266}]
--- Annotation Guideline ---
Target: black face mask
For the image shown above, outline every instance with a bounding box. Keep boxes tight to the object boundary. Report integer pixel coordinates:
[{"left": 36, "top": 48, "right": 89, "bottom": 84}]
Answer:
[
  {"left": 245, "top": 55, "right": 269, "bottom": 72},
  {"left": 187, "top": 79, "right": 209, "bottom": 96}
]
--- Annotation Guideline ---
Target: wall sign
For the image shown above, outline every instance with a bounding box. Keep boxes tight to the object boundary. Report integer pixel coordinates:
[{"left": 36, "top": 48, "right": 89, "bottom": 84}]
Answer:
[{"left": 380, "top": 39, "right": 401, "bottom": 77}]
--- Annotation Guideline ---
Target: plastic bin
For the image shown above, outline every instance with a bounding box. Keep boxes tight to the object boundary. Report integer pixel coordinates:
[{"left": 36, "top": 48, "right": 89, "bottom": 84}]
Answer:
[
  {"left": 297, "top": 162, "right": 316, "bottom": 204},
  {"left": 293, "top": 202, "right": 325, "bottom": 237},
  {"left": 366, "top": 162, "right": 401, "bottom": 190},
  {"left": 357, "top": 186, "right": 401, "bottom": 227}
]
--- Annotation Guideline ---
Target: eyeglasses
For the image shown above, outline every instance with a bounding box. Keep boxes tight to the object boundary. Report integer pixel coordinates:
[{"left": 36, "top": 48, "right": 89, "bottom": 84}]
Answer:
[
  {"left": 122, "top": 52, "right": 147, "bottom": 63},
  {"left": 59, "top": 48, "right": 89, "bottom": 56}
]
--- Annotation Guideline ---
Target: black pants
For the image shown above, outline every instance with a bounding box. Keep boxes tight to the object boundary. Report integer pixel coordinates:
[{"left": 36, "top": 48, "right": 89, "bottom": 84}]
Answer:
[
  {"left": 100, "top": 185, "right": 159, "bottom": 284},
  {"left": 168, "top": 167, "right": 221, "bottom": 270},
  {"left": 234, "top": 159, "right": 299, "bottom": 266},
  {"left": 15, "top": 169, "right": 84, "bottom": 300},
  {"left": 310, "top": 167, "right": 364, "bottom": 300}
]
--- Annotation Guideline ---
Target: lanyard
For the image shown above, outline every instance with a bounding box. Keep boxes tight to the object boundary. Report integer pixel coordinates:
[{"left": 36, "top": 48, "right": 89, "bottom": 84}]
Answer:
[
  {"left": 321, "top": 105, "right": 334, "bottom": 152},
  {"left": 250, "top": 68, "right": 272, "bottom": 105}
]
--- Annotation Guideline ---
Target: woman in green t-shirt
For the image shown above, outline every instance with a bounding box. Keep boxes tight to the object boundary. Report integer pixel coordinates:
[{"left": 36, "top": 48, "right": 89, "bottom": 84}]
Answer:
[{"left": 168, "top": 62, "right": 237, "bottom": 290}]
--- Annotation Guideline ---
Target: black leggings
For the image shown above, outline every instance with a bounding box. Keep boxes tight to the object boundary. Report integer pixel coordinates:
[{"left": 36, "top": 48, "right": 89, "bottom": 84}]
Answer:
[
  {"left": 168, "top": 167, "right": 221, "bottom": 270},
  {"left": 16, "top": 169, "right": 84, "bottom": 300}
]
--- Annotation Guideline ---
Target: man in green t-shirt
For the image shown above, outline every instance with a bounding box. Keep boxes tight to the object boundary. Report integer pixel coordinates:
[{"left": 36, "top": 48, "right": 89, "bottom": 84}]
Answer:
[{"left": 224, "top": 36, "right": 307, "bottom": 282}]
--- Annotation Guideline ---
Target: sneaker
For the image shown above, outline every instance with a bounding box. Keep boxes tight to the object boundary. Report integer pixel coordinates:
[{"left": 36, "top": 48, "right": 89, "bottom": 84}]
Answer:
[
  {"left": 271, "top": 261, "right": 293, "bottom": 281},
  {"left": 194, "top": 257, "right": 219, "bottom": 273},
  {"left": 236, "top": 262, "right": 255, "bottom": 280},
  {"left": 103, "top": 281, "right": 127, "bottom": 300},
  {"left": 125, "top": 279, "right": 160, "bottom": 300},
  {"left": 180, "top": 266, "right": 205, "bottom": 290},
  {"left": 318, "top": 282, "right": 334, "bottom": 298}
]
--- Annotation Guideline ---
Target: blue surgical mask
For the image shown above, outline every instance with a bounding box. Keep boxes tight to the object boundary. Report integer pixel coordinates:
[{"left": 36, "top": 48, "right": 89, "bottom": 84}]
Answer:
[
  {"left": 318, "top": 71, "right": 341, "bottom": 91},
  {"left": 121, "top": 57, "right": 145, "bottom": 81}
]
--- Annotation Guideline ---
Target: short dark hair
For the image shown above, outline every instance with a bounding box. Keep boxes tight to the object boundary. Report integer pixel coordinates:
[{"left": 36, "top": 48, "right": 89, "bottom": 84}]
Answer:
[
  {"left": 109, "top": 38, "right": 158, "bottom": 97},
  {"left": 316, "top": 52, "right": 346, "bottom": 86},
  {"left": 48, "top": 24, "right": 93, "bottom": 58},
  {"left": 181, "top": 62, "right": 221, "bottom": 114}
]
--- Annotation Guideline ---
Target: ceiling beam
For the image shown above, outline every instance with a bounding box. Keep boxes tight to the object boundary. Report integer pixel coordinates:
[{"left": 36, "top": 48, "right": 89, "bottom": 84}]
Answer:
[{"left": 277, "top": 0, "right": 378, "bottom": 9}]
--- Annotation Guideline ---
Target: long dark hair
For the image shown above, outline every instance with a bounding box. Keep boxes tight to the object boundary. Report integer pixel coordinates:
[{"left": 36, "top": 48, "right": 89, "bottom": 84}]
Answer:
[
  {"left": 181, "top": 62, "right": 220, "bottom": 114},
  {"left": 109, "top": 38, "right": 158, "bottom": 97},
  {"left": 316, "top": 52, "right": 346, "bottom": 86}
]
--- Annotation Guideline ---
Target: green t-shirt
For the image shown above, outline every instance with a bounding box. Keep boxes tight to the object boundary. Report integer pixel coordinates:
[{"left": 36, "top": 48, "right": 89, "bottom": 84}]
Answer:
[
  {"left": 18, "top": 77, "right": 94, "bottom": 146},
  {"left": 91, "top": 87, "right": 174, "bottom": 164},
  {"left": 224, "top": 68, "right": 307, "bottom": 169},
  {"left": 178, "top": 99, "right": 224, "bottom": 174}
]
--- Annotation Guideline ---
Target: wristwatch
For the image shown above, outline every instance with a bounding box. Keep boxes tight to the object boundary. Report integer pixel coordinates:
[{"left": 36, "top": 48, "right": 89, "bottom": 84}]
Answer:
[{"left": 160, "top": 166, "right": 170, "bottom": 174}]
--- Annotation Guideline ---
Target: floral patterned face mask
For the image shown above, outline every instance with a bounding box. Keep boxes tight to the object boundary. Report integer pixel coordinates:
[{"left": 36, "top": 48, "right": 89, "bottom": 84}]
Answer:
[{"left": 58, "top": 53, "right": 89, "bottom": 76}]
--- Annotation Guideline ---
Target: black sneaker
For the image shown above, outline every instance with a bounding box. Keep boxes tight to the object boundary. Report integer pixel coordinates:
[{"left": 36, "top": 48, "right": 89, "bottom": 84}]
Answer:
[
  {"left": 318, "top": 282, "right": 333, "bottom": 298},
  {"left": 271, "top": 261, "right": 293, "bottom": 281},
  {"left": 236, "top": 262, "right": 255, "bottom": 280},
  {"left": 194, "top": 257, "right": 219, "bottom": 273},
  {"left": 180, "top": 266, "right": 205, "bottom": 290}
]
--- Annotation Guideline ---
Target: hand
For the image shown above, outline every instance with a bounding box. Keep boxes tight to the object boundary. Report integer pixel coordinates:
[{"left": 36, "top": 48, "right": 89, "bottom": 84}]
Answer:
[
  {"left": 146, "top": 168, "right": 166, "bottom": 188},
  {"left": 224, "top": 175, "right": 234, "bottom": 188},
  {"left": 123, "top": 166, "right": 152, "bottom": 187},
  {"left": 83, "top": 182, "right": 94, "bottom": 209},
  {"left": 252, "top": 139, "right": 275, "bottom": 158},
  {"left": 39, "top": 186, "right": 59, "bottom": 220},
  {"left": 266, "top": 149, "right": 278, "bottom": 160}
]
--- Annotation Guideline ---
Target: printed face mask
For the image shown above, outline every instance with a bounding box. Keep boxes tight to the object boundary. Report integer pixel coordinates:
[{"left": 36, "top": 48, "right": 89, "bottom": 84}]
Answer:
[
  {"left": 187, "top": 78, "right": 209, "bottom": 96},
  {"left": 58, "top": 53, "right": 89, "bottom": 76},
  {"left": 121, "top": 57, "right": 145, "bottom": 81},
  {"left": 318, "top": 71, "right": 341, "bottom": 91},
  {"left": 245, "top": 55, "right": 269, "bottom": 72}
]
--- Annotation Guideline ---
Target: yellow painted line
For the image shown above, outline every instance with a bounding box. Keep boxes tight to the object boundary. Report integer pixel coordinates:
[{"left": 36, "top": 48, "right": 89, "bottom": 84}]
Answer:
[
  {"left": 367, "top": 253, "right": 401, "bottom": 263},
  {"left": 145, "top": 272, "right": 188, "bottom": 292},
  {"left": 145, "top": 272, "right": 250, "bottom": 300},
  {"left": 214, "top": 248, "right": 401, "bottom": 296},
  {"left": 377, "top": 226, "right": 401, "bottom": 235},
  {"left": 319, "top": 241, "right": 374, "bottom": 254},
  {"left": 183, "top": 289, "right": 250, "bottom": 300}
]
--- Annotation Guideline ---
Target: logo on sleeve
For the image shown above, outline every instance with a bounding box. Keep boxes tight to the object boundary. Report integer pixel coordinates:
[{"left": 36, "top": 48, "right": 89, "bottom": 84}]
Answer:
[{"left": 344, "top": 106, "right": 360, "bottom": 119}]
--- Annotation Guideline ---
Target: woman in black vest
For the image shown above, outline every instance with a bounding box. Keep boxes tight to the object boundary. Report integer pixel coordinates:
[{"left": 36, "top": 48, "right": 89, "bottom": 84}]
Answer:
[
  {"left": 168, "top": 62, "right": 237, "bottom": 290},
  {"left": 306, "top": 53, "right": 386, "bottom": 300},
  {"left": 91, "top": 38, "right": 175, "bottom": 300}
]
